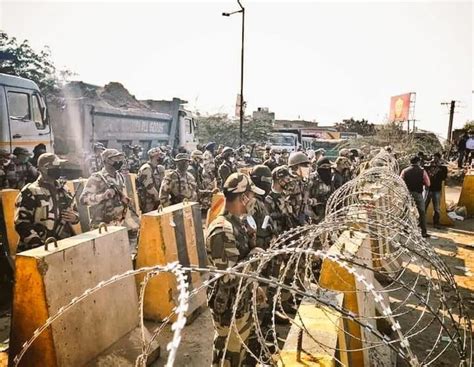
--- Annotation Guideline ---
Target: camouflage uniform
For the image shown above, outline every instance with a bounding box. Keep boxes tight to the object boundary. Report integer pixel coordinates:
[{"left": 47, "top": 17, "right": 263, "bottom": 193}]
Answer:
[
  {"left": 308, "top": 172, "right": 332, "bottom": 220},
  {"left": 202, "top": 148, "right": 216, "bottom": 186},
  {"left": 189, "top": 150, "right": 213, "bottom": 210},
  {"left": 159, "top": 153, "right": 198, "bottom": 207},
  {"left": 206, "top": 173, "right": 264, "bottom": 367},
  {"left": 86, "top": 143, "right": 106, "bottom": 175},
  {"left": 4, "top": 160, "right": 38, "bottom": 190},
  {"left": 80, "top": 149, "right": 128, "bottom": 227},
  {"left": 85, "top": 154, "right": 104, "bottom": 175},
  {"left": 136, "top": 162, "right": 165, "bottom": 213},
  {"left": 14, "top": 154, "right": 79, "bottom": 252}
]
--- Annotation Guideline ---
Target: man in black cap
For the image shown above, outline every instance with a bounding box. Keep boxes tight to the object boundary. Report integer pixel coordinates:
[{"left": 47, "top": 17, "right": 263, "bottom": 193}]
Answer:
[
  {"left": 401, "top": 155, "right": 431, "bottom": 238},
  {"left": 424, "top": 152, "right": 447, "bottom": 229},
  {"left": 29, "top": 143, "right": 47, "bottom": 168}
]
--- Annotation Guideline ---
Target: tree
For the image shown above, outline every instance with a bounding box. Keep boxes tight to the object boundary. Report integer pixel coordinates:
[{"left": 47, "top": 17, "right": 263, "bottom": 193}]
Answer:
[
  {"left": 197, "top": 114, "right": 273, "bottom": 147},
  {"left": 463, "top": 120, "right": 474, "bottom": 131},
  {"left": 335, "top": 118, "right": 376, "bottom": 136},
  {"left": 0, "top": 31, "right": 72, "bottom": 96}
]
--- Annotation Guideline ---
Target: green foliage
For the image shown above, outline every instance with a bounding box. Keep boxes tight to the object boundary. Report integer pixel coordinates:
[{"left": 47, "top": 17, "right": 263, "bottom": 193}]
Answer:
[
  {"left": 197, "top": 114, "right": 273, "bottom": 147},
  {"left": 0, "top": 31, "right": 72, "bottom": 96},
  {"left": 335, "top": 117, "right": 376, "bottom": 136},
  {"left": 463, "top": 120, "right": 474, "bottom": 131}
]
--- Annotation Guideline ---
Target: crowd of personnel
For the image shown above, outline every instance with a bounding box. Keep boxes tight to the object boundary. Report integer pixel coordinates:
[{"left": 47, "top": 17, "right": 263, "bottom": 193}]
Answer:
[{"left": 1, "top": 137, "right": 460, "bottom": 366}]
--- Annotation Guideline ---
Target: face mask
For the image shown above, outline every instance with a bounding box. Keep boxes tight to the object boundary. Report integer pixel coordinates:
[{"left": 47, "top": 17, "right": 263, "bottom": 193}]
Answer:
[
  {"left": 20, "top": 156, "right": 29, "bottom": 164},
  {"left": 112, "top": 161, "right": 123, "bottom": 170},
  {"left": 242, "top": 194, "right": 256, "bottom": 215},
  {"left": 299, "top": 166, "right": 310, "bottom": 179},
  {"left": 229, "top": 157, "right": 235, "bottom": 163},
  {"left": 47, "top": 167, "right": 62, "bottom": 180},
  {"left": 274, "top": 154, "right": 280, "bottom": 160}
]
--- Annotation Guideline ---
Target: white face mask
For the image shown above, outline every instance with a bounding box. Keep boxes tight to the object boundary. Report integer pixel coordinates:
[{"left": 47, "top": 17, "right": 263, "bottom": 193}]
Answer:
[
  {"left": 299, "top": 166, "right": 310, "bottom": 179},
  {"left": 229, "top": 157, "right": 235, "bottom": 163},
  {"left": 274, "top": 154, "right": 280, "bottom": 160}
]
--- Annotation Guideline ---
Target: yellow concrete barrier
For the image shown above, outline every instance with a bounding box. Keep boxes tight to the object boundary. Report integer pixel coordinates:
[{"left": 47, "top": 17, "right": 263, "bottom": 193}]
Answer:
[
  {"left": 9, "top": 226, "right": 158, "bottom": 366},
  {"left": 278, "top": 292, "right": 347, "bottom": 367},
  {"left": 206, "top": 192, "right": 225, "bottom": 228},
  {"left": 426, "top": 183, "right": 454, "bottom": 226},
  {"left": 124, "top": 172, "right": 141, "bottom": 216},
  {"left": 319, "top": 230, "right": 395, "bottom": 366},
  {"left": 135, "top": 201, "right": 208, "bottom": 321},
  {"left": 0, "top": 189, "right": 19, "bottom": 256},
  {"left": 458, "top": 173, "right": 474, "bottom": 217}
]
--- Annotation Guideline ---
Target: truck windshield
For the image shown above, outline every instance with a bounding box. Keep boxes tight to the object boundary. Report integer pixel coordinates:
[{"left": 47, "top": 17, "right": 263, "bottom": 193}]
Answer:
[{"left": 270, "top": 135, "right": 295, "bottom": 146}]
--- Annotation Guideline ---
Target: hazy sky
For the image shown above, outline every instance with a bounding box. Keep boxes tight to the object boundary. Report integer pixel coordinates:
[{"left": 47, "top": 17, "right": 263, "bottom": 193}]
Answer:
[{"left": 1, "top": 0, "right": 472, "bottom": 138}]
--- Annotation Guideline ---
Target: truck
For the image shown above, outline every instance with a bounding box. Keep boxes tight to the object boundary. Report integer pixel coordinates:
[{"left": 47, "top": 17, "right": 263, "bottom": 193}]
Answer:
[
  {"left": 0, "top": 76, "right": 198, "bottom": 176},
  {"left": 48, "top": 81, "right": 198, "bottom": 175},
  {"left": 0, "top": 73, "right": 53, "bottom": 154}
]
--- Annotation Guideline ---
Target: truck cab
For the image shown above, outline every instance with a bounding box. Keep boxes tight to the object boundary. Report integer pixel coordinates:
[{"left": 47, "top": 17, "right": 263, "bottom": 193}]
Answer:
[
  {"left": 0, "top": 73, "right": 53, "bottom": 154},
  {"left": 269, "top": 132, "right": 298, "bottom": 152}
]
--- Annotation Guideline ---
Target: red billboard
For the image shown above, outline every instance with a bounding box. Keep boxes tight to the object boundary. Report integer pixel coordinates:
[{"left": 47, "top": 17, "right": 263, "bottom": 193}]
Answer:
[{"left": 389, "top": 93, "right": 411, "bottom": 122}]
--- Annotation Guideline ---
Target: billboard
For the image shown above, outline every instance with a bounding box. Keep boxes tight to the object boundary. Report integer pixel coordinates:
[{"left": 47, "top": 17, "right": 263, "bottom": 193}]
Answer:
[{"left": 389, "top": 93, "right": 411, "bottom": 122}]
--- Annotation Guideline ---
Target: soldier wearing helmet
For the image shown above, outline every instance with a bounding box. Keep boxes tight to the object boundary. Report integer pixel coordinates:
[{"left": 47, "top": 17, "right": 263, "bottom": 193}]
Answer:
[
  {"left": 206, "top": 172, "right": 265, "bottom": 367},
  {"left": 159, "top": 153, "right": 197, "bottom": 207},
  {"left": 287, "top": 151, "right": 316, "bottom": 224},
  {"left": 15, "top": 153, "right": 79, "bottom": 252},
  {"left": 136, "top": 147, "right": 166, "bottom": 213},
  {"left": 6, "top": 147, "right": 38, "bottom": 190},
  {"left": 86, "top": 142, "right": 106, "bottom": 175},
  {"left": 217, "top": 147, "right": 237, "bottom": 189}
]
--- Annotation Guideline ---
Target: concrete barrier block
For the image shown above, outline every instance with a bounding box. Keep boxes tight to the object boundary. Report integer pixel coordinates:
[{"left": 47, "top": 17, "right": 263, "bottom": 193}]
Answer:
[
  {"left": 136, "top": 201, "right": 207, "bottom": 322},
  {"left": 278, "top": 291, "right": 347, "bottom": 367},
  {"left": 0, "top": 189, "right": 19, "bottom": 256},
  {"left": 10, "top": 226, "right": 141, "bottom": 367},
  {"left": 458, "top": 173, "right": 474, "bottom": 217}
]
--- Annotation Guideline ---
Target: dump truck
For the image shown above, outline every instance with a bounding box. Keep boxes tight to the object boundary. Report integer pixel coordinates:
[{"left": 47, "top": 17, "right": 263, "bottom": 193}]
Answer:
[{"left": 48, "top": 81, "right": 198, "bottom": 176}]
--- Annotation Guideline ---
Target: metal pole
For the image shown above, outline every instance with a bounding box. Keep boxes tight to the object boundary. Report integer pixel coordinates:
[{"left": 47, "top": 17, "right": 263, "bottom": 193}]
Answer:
[
  {"left": 447, "top": 100, "right": 455, "bottom": 142},
  {"left": 238, "top": 1, "right": 245, "bottom": 146}
]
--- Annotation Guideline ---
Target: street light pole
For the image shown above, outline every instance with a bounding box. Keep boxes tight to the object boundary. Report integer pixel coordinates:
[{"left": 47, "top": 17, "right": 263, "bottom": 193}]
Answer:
[
  {"left": 223, "top": 0, "right": 245, "bottom": 146},
  {"left": 238, "top": 1, "right": 245, "bottom": 146}
]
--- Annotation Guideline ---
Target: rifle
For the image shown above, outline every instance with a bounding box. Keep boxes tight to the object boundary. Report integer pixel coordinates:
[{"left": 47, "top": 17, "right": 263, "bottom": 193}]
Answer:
[
  {"left": 54, "top": 182, "right": 82, "bottom": 238},
  {"left": 109, "top": 183, "right": 139, "bottom": 217}
]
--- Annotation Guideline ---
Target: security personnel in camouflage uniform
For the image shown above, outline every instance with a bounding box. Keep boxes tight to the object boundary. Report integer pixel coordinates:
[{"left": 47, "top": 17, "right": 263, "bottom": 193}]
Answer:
[
  {"left": 14, "top": 153, "right": 79, "bottom": 252},
  {"left": 136, "top": 147, "right": 165, "bottom": 213},
  {"left": 189, "top": 150, "right": 213, "bottom": 210},
  {"left": 249, "top": 165, "right": 275, "bottom": 249},
  {"left": 263, "top": 148, "right": 279, "bottom": 172},
  {"left": 85, "top": 142, "right": 106, "bottom": 175},
  {"left": 287, "top": 151, "right": 316, "bottom": 225},
  {"left": 206, "top": 172, "right": 265, "bottom": 367},
  {"left": 217, "top": 147, "right": 237, "bottom": 189},
  {"left": 159, "top": 153, "right": 197, "bottom": 207},
  {"left": 265, "top": 166, "right": 294, "bottom": 233},
  {"left": 80, "top": 149, "right": 131, "bottom": 227},
  {"left": 332, "top": 156, "right": 352, "bottom": 191},
  {"left": 6, "top": 147, "right": 38, "bottom": 190},
  {"left": 278, "top": 148, "right": 289, "bottom": 165},
  {"left": 0, "top": 149, "right": 12, "bottom": 189},
  {"left": 202, "top": 142, "right": 217, "bottom": 192},
  {"left": 308, "top": 157, "right": 333, "bottom": 221}
]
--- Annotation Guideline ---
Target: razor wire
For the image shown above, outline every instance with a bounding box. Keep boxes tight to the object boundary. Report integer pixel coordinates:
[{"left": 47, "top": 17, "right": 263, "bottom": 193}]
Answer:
[{"left": 12, "top": 151, "right": 472, "bottom": 367}]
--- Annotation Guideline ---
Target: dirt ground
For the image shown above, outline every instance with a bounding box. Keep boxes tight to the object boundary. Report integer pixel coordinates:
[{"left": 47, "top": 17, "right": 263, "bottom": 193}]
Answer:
[{"left": 1, "top": 186, "right": 473, "bottom": 366}]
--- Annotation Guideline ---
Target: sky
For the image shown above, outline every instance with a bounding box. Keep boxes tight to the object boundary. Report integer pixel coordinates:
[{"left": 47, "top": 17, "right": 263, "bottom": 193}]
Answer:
[{"left": 0, "top": 0, "right": 472, "bottom": 139}]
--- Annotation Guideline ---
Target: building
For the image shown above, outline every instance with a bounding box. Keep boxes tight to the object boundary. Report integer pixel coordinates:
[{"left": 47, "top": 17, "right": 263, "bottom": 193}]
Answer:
[{"left": 252, "top": 107, "right": 275, "bottom": 122}]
